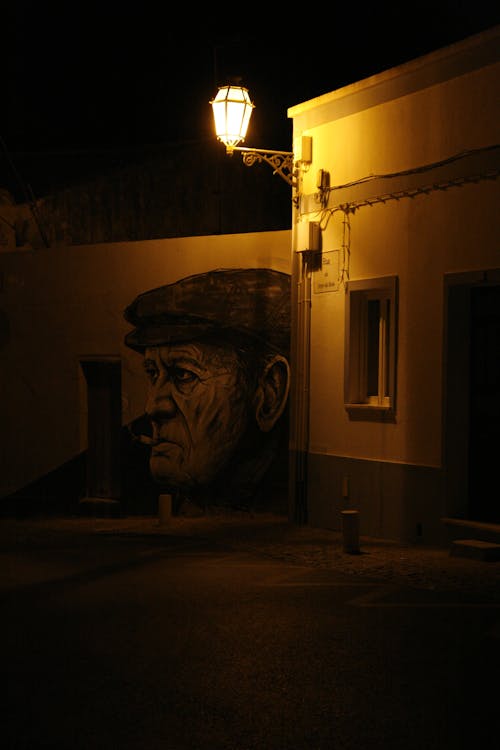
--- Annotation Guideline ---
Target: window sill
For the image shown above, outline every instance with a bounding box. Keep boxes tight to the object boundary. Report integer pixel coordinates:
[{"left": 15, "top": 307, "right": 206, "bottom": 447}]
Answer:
[{"left": 344, "top": 403, "right": 396, "bottom": 422}]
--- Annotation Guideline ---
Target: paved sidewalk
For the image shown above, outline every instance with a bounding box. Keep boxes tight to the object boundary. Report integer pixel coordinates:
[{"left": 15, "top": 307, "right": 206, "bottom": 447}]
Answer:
[{"left": 2, "top": 511, "right": 499, "bottom": 598}]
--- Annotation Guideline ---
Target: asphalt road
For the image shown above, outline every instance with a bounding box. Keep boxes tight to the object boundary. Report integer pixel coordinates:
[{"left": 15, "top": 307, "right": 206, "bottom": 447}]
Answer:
[{"left": 2, "top": 516, "right": 499, "bottom": 749}]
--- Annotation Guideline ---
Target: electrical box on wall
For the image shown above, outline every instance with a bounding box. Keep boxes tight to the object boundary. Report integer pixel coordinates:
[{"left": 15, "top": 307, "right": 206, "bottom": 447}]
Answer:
[
  {"left": 300, "top": 135, "right": 312, "bottom": 164},
  {"left": 296, "top": 221, "right": 321, "bottom": 253}
]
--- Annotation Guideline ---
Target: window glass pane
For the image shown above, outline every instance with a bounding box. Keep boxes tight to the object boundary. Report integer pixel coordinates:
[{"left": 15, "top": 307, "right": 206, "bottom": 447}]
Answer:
[
  {"left": 367, "top": 299, "right": 380, "bottom": 396},
  {"left": 385, "top": 300, "right": 391, "bottom": 397},
  {"left": 345, "top": 276, "right": 397, "bottom": 415}
]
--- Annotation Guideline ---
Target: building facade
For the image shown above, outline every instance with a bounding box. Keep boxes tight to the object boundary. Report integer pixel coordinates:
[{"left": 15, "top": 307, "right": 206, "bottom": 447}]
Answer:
[
  {"left": 288, "top": 26, "right": 500, "bottom": 545},
  {"left": 0, "top": 132, "right": 292, "bottom": 517},
  {"left": 0, "top": 229, "right": 291, "bottom": 515},
  {"left": 2, "top": 27, "right": 498, "bottom": 545}
]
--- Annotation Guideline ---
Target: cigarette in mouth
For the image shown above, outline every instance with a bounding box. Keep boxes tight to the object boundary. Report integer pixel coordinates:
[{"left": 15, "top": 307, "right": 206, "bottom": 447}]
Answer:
[{"left": 128, "top": 426, "right": 159, "bottom": 447}]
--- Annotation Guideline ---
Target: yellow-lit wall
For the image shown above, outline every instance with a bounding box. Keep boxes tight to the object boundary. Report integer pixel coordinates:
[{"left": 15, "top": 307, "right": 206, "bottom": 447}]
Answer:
[
  {"left": 0, "top": 231, "right": 291, "bottom": 500},
  {"left": 289, "top": 28, "right": 500, "bottom": 542}
]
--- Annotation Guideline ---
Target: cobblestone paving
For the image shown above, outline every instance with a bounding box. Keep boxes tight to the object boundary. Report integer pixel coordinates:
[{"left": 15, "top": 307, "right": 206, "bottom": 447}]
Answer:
[{"left": 5, "top": 511, "right": 497, "bottom": 598}]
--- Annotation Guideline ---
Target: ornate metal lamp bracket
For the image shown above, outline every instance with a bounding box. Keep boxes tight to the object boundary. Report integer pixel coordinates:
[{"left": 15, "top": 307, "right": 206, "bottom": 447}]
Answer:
[{"left": 233, "top": 147, "right": 296, "bottom": 187}]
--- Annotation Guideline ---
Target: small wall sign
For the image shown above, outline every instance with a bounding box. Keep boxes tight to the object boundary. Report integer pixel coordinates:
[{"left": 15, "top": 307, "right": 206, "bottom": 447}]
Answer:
[{"left": 314, "top": 250, "right": 340, "bottom": 293}]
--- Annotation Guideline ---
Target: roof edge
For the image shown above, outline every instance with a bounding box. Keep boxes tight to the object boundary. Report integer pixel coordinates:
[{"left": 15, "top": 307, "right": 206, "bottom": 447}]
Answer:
[{"left": 288, "top": 25, "right": 500, "bottom": 127}]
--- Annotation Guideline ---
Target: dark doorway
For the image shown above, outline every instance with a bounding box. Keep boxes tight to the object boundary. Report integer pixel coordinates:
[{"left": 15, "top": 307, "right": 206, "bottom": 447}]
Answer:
[
  {"left": 468, "top": 285, "right": 500, "bottom": 522},
  {"left": 80, "top": 358, "right": 122, "bottom": 504},
  {"left": 445, "top": 273, "right": 500, "bottom": 524}
]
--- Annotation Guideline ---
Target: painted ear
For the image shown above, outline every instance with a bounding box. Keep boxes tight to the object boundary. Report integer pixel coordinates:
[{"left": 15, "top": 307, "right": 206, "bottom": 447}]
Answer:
[{"left": 255, "top": 355, "right": 291, "bottom": 432}]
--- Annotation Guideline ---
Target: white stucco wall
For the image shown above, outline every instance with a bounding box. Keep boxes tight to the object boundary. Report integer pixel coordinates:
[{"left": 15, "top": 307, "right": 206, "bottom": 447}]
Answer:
[
  {"left": 289, "top": 27, "right": 500, "bottom": 469},
  {"left": 0, "top": 230, "right": 291, "bottom": 498}
]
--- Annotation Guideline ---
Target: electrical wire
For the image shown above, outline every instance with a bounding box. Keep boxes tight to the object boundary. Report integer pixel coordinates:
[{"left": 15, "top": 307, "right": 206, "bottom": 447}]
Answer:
[{"left": 323, "top": 144, "right": 500, "bottom": 194}]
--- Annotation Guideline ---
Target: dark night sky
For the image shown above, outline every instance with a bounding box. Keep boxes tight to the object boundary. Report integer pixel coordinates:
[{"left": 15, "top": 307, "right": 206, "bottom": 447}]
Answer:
[{"left": 1, "top": 1, "right": 499, "bottom": 198}]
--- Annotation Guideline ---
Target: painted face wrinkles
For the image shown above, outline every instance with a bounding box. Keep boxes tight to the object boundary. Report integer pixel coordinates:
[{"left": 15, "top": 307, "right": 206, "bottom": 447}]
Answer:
[{"left": 144, "top": 342, "right": 250, "bottom": 490}]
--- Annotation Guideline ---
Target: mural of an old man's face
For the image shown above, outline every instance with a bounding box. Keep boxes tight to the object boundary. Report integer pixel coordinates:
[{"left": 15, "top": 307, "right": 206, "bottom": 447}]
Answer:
[
  {"left": 144, "top": 340, "right": 255, "bottom": 490},
  {"left": 124, "top": 268, "right": 291, "bottom": 508}
]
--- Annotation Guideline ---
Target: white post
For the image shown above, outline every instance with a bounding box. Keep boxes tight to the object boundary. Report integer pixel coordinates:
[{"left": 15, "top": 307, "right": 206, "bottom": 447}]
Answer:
[{"left": 341, "top": 510, "right": 360, "bottom": 554}]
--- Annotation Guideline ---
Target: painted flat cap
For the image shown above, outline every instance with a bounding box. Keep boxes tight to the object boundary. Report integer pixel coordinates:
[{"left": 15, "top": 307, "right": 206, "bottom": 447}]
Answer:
[{"left": 124, "top": 268, "right": 290, "bottom": 355}]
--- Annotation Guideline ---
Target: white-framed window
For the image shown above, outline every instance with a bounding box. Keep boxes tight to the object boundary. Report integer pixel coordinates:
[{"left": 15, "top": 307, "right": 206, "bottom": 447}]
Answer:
[{"left": 344, "top": 276, "right": 398, "bottom": 417}]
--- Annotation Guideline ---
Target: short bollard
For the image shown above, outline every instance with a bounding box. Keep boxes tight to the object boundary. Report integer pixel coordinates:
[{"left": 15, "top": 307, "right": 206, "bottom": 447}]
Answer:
[
  {"left": 341, "top": 510, "right": 360, "bottom": 554},
  {"left": 158, "top": 494, "right": 172, "bottom": 526}
]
